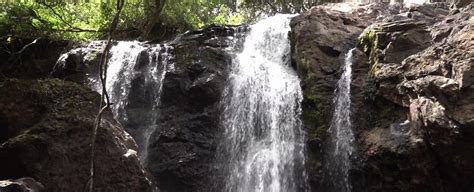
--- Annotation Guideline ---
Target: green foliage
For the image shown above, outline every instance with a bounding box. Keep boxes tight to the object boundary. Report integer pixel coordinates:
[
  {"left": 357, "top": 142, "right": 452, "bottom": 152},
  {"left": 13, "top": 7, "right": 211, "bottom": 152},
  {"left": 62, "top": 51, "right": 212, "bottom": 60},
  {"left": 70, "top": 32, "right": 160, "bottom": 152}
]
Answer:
[
  {"left": 0, "top": 3, "right": 40, "bottom": 37},
  {"left": 160, "top": 0, "right": 241, "bottom": 30},
  {"left": 0, "top": 1, "right": 144, "bottom": 41},
  {"left": 238, "top": 0, "right": 333, "bottom": 16},
  {"left": 0, "top": 0, "right": 338, "bottom": 41}
]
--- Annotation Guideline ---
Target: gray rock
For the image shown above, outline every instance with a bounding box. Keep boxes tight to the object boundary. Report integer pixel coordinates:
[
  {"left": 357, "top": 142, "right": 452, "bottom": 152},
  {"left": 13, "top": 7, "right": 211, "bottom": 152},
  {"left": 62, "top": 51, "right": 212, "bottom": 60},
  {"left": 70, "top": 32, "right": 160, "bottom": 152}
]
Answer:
[{"left": 357, "top": 3, "right": 474, "bottom": 191}]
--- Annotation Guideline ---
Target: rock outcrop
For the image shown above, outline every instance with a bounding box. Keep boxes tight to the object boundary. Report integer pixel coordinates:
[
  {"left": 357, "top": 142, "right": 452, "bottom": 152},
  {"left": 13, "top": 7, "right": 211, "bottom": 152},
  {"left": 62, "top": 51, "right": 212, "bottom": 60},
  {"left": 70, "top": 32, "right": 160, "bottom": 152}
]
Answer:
[
  {"left": 291, "top": 2, "right": 473, "bottom": 191},
  {"left": 290, "top": 3, "right": 408, "bottom": 190},
  {"left": 147, "top": 25, "right": 235, "bottom": 192},
  {"left": 0, "top": 79, "right": 153, "bottom": 192},
  {"left": 357, "top": 3, "right": 473, "bottom": 191}
]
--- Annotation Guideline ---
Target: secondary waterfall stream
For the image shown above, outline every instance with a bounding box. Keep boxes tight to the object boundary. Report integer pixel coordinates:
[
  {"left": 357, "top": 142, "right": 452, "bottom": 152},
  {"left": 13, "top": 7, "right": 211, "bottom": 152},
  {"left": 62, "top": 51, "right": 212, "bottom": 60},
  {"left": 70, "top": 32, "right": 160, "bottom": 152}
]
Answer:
[
  {"left": 325, "top": 48, "right": 356, "bottom": 192},
  {"left": 104, "top": 42, "right": 171, "bottom": 163},
  {"left": 216, "top": 14, "right": 307, "bottom": 192},
  {"left": 57, "top": 41, "right": 172, "bottom": 163}
]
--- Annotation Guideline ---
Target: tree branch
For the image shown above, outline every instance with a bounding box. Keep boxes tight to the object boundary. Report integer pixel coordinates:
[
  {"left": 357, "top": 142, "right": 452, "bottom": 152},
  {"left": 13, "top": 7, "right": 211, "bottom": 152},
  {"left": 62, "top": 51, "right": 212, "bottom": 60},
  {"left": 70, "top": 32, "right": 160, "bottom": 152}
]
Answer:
[
  {"left": 87, "top": 0, "right": 124, "bottom": 192},
  {"left": 3, "top": 38, "right": 41, "bottom": 55}
]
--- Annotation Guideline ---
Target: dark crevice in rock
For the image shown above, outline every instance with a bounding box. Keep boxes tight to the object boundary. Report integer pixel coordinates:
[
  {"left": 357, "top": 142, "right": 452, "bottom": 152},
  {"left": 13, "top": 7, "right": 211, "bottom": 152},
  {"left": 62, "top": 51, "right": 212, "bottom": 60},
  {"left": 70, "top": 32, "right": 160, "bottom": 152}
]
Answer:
[{"left": 318, "top": 45, "right": 341, "bottom": 57}]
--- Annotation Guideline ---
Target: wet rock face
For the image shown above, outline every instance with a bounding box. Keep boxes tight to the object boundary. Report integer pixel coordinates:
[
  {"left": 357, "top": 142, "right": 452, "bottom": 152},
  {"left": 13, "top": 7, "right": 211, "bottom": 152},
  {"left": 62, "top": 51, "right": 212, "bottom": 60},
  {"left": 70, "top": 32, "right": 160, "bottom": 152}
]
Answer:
[
  {"left": 146, "top": 26, "right": 235, "bottom": 192},
  {"left": 0, "top": 79, "right": 153, "bottom": 192},
  {"left": 290, "top": 7, "right": 366, "bottom": 189},
  {"left": 356, "top": 3, "right": 474, "bottom": 192}
]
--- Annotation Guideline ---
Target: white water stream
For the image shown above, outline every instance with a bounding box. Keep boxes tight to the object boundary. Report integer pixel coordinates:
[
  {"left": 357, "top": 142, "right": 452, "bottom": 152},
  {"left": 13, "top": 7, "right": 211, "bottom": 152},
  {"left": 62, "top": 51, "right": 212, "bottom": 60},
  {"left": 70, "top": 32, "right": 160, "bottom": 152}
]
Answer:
[
  {"left": 326, "top": 48, "right": 356, "bottom": 192},
  {"left": 58, "top": 41, "right": 172, "bottom": 163},
  {"left": 217, "top": 14, "right": 307, "bottom": 192}
]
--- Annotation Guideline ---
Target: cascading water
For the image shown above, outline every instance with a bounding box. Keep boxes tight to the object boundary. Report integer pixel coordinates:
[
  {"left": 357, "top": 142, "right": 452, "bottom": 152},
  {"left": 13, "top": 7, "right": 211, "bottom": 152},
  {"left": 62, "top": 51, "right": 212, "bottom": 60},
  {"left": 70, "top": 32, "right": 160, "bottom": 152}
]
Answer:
[
  {"left": 216, "top": 14, "right": 307, "bottom": 192},
  {"left": 57, "top": 41, "right": 172, "bottom": 163},
  {"left": 104, "top": 41, "right": 147, "bottom": 119},
  {"left": 103, "top": 41, "right": 171, "bottom": 162},
  {"left": 325, "top": 48, "right": 356, "bottom": 192}
]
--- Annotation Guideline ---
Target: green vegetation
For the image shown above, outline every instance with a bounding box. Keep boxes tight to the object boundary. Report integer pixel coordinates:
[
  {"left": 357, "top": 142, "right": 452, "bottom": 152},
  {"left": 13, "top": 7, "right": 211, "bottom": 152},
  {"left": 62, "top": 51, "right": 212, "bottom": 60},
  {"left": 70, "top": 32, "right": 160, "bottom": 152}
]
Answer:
[
  {"left": 1, "top": 1, "right": 146, "bottom": 41},
  {"left": 0, "top": 0, "right": 336, "bottom": 41}
]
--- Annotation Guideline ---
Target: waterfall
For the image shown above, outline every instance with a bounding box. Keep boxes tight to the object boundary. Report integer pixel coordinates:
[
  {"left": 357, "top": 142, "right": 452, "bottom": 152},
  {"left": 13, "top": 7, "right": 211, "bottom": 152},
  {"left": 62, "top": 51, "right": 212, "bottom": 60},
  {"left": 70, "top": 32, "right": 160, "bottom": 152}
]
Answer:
[
  {"left": 325, "top": 48, "right": 356, "bottom": 192},
  {"left": 104, "top": 41, "right": 171, "bottom": 163},
  {"left": 57, "top": 41, "right": 171, "bottom": 163},
  {"left": 217, "top": 14, "right": 307, "bottom": 192},
  {"left": 104, "top": 41, "right": 147, "bottom": 121}
]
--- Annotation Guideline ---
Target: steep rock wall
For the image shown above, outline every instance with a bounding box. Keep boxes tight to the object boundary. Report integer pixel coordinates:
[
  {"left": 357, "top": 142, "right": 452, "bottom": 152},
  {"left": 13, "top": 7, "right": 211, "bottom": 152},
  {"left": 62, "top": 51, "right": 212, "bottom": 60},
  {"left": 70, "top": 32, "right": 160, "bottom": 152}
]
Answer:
[
  {"left": 291, "top": 2, "right": 473, "bottom": 192},
  {"left": 357, "top": 3, "right": 473, "bottom": 191}
]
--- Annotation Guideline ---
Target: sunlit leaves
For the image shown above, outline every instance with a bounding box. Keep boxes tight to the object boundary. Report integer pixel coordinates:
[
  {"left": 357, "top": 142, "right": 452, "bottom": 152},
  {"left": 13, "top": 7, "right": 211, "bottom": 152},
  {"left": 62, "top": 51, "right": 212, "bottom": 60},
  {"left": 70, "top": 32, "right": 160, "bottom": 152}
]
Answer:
[{"left": 0, "top": 0, "right": 336, "bottom": 41}]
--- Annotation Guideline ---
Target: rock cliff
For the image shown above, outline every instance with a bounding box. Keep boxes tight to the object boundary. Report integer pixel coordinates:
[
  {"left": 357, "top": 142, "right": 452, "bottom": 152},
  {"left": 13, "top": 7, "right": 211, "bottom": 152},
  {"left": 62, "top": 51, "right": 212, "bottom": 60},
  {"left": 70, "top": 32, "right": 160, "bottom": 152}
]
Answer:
[
  {"left": 291, "top": 2, "right": 473, "bottom": 191},
  {"left": 357, "top": 3, "right": 473, "bottom": 191}
]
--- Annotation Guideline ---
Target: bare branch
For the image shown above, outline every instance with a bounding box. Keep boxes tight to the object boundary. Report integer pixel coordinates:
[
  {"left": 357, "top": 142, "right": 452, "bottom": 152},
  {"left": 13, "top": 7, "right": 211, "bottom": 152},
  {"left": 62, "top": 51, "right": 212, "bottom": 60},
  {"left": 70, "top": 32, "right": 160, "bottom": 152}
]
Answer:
[
  {"left": 3, "top": 38, "right": 41, "bottom": 55},
  {"left": 87, "top": 0, "right": 125, "bottom": 192}
]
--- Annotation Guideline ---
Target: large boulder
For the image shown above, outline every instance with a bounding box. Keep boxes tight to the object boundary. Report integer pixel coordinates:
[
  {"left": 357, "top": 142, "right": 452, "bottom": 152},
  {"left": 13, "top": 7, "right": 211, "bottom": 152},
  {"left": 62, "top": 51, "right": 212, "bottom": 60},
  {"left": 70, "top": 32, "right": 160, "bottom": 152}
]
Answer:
[
  {"left": 51, "top": 41, "right": 104, "bottom": 84},
  {"left": 0, "top": 79, "right": 153, "bottom": 192}
]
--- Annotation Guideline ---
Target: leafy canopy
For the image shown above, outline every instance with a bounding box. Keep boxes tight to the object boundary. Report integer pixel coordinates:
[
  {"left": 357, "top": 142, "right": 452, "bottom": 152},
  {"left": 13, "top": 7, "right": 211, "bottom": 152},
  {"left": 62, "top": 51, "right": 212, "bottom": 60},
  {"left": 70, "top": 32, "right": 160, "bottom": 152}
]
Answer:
[{"left": 0, "top": 0, "right": 334, "bottom": 41}]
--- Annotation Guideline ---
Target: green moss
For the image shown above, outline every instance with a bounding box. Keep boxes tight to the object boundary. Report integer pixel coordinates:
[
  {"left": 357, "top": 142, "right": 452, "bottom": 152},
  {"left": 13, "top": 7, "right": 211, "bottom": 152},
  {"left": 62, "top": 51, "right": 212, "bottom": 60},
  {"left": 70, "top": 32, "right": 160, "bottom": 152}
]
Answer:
[
  {"left": 85, "top": 50, "right": 100, "bottom": 63},
  {"left": 358, "top": 28, "right": 382, "bottom": 63},
  {"left": 356, "top": 27, "right": 410, "bottom": 131},
  {"left": 357, "top": 28, "right": 386, "bottom": 103},
  {"left": 301, "top": 74, "right": 332, "bottom": 141},
  {"left": 358, "top": 29, "right": 378, "bottom": 55}
]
